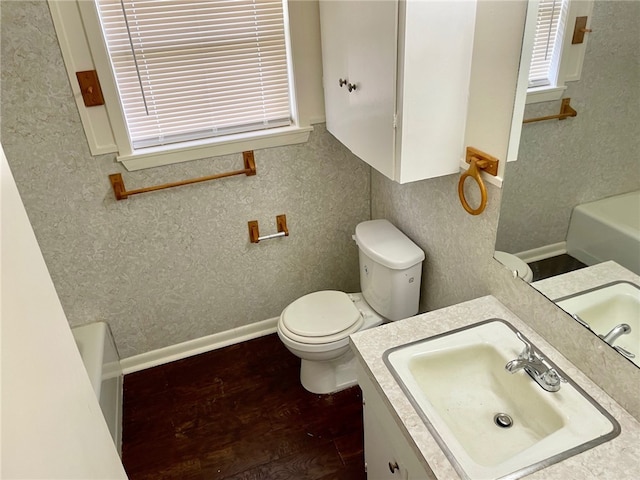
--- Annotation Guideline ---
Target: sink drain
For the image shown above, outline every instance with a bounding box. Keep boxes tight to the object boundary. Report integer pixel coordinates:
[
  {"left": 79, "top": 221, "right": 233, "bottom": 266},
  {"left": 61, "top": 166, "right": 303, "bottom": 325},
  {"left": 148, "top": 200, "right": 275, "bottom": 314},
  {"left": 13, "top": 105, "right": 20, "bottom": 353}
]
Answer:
[{"left": 494, "top": 413, "right": 514, "bottom": 428}]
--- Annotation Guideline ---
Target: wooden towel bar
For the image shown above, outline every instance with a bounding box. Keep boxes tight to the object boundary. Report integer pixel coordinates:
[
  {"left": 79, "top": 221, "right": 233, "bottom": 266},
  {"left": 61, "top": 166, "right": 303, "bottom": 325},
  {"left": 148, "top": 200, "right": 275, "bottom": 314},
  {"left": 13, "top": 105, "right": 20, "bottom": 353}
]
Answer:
[
  {"left": 523, "top": 98, "right": 577, "bottom": 124},
  {"left": 109, "top": 151, "right": 256, "bottom": 200}
]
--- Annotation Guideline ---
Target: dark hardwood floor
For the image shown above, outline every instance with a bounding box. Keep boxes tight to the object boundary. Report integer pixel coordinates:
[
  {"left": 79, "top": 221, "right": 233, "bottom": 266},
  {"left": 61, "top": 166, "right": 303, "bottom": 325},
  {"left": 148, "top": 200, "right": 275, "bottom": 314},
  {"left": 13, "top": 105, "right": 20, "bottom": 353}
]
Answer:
[
  {"left": 528, "top": 254, "right": 588, "bottom": 282},
  {"left": 122, "top": 334, "right": 366, "bottom": 480}
]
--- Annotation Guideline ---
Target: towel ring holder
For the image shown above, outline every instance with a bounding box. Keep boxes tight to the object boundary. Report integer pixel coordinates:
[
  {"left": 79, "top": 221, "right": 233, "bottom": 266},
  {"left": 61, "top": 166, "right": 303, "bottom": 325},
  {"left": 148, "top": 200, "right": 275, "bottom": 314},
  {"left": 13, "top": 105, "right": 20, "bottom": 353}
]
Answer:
[{"left": 458, "top": 147, "right": 499, "bottom": 216}]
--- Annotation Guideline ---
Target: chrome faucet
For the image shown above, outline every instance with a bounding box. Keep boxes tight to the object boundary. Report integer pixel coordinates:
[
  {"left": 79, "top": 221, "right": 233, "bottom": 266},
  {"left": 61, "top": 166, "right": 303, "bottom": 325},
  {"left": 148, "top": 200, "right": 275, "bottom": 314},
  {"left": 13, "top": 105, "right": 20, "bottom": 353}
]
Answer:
[
  {"left": 600, "top": 323, "right": 631, "bottom": 345},
  {"left": 505, "top": 332, "right": 566, "bottom": 392},
  {"left": 599, "top": 323, "right": 635, "bottom": 359}
]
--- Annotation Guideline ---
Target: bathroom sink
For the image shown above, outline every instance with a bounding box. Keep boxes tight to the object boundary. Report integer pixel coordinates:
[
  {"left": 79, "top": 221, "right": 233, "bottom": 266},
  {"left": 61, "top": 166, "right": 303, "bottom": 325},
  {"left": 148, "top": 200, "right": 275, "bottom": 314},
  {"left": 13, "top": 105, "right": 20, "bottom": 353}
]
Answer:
[
  {"left": 555, "top": 281, "right": 639, "bottom": 366},
  {"left": 383, "top": 319, "right": 620, "bottom": 480}
]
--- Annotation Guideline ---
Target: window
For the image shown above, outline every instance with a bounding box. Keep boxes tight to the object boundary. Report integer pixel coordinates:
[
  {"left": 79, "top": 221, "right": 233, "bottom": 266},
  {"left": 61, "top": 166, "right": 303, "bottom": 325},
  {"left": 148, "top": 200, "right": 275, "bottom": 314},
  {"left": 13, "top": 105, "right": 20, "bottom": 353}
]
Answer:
[
  {"left": 506, "top": 0, "right": 592, "bottom": 161},
  {"left": 49, "top": 0, "right": 313, "bottom": 170},
  {"left": 525, "top": 0, "right": 593, "bottom": 104},
  {"left": 528, "top": 0, "right": 569, "bottom": 89}
]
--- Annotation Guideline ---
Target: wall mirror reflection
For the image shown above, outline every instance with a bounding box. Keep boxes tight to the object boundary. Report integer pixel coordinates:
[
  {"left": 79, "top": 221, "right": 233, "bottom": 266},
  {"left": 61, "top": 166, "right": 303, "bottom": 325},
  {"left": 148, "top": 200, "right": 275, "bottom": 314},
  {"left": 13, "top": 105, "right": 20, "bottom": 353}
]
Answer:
[{"left": 494, "top": 0, "right": 640, "bottom": 366}]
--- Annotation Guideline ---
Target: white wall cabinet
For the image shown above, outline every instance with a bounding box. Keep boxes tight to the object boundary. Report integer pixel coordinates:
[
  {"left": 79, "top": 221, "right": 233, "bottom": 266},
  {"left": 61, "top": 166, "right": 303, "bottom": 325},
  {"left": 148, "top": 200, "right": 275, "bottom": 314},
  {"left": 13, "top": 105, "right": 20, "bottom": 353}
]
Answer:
[
  {"left": 358, "top": 363, "right": 434, "bottom": 480},
  {"left": 319, "top": 0, "right": 476, "bottom": 184}
]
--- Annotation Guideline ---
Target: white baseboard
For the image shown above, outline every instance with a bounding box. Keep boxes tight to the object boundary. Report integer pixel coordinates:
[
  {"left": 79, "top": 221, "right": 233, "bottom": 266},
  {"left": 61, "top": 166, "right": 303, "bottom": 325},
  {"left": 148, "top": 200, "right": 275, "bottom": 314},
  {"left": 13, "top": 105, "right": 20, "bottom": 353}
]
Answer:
[
  {"left": 120, "top": 317, "right": 279, "bottom": 374},
  {"left": 516, "top": 242, "right": 567, "bottom": 263}
]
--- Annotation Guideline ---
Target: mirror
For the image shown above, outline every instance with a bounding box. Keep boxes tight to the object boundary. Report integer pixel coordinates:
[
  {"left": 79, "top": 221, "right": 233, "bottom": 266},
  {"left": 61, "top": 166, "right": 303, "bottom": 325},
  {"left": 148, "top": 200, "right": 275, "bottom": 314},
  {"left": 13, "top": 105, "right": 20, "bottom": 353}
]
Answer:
[{"left": 495, "top": 0, "right": 640, "bottom": 366}]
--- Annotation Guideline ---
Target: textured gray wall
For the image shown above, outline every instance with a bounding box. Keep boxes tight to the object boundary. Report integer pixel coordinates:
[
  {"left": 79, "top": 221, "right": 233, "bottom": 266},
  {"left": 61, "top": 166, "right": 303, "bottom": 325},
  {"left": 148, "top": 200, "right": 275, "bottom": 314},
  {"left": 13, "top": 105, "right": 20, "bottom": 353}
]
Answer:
[
  {"left": 496, "top": 0, "right": 640, "bottom": 254},
  {"left": 1, "top": 1, "right": 370, "bottom": 358}
]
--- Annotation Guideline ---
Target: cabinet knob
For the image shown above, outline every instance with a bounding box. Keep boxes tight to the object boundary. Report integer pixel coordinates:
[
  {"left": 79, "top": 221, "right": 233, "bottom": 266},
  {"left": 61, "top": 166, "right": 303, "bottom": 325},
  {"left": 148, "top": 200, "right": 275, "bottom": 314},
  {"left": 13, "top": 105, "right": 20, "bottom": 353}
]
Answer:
[
  {"left": 347, "top": 82, "right": 357, "bottom": 92},
  {"left": 388, "top": 461, "right": 399, "bottom": 473},
  {"left": 339, "top": 78, "right": 348, "bottom": 87}
]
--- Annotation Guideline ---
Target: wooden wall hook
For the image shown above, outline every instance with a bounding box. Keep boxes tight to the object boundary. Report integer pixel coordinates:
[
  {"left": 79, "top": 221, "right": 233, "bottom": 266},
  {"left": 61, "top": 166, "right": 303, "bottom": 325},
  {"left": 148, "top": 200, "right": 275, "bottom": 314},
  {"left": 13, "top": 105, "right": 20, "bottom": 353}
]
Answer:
[{"left": 458, "top": 147, "right": 500, "bottom": 215}]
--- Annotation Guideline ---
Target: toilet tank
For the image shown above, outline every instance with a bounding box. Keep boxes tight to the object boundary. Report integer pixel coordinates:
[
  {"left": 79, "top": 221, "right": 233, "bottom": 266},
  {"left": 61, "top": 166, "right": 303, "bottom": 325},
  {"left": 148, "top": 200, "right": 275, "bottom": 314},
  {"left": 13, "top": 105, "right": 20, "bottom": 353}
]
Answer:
[{"left": 354, "top": 220, "right": 425, "bottom": 321}]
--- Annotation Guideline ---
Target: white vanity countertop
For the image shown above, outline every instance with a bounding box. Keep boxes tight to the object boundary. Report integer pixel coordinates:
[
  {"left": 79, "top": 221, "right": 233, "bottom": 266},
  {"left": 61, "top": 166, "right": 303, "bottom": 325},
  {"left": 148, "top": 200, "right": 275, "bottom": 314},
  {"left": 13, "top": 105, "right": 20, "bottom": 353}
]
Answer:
[
  {"left": 350, "top": 295, "right": 640, "bottom": 480},
  {"left": 532, "top": 260, "right": 639, "bottom": 300}
]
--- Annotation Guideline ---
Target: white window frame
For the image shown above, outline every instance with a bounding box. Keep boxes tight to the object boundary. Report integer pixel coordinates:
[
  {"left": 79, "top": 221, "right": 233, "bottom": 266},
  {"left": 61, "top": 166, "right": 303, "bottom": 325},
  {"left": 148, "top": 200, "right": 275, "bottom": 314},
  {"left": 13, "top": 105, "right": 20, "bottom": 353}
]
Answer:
[
  {"left": 49, "top": 0, "right": 313, "bottom": 171},
  {"left": 525, "top": 0, "right": 594, "bottom": 104}
]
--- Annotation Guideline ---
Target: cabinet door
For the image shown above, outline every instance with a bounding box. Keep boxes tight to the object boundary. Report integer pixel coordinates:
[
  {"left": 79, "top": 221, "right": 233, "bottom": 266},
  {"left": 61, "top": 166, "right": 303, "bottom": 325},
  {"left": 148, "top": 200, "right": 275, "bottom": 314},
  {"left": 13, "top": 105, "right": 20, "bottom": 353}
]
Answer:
[
  {"left": 345, "top": 0, "right": 397, "bottom": 179},
  {"left": 360, "top": 369, "right": 434, "bottom": 480},
  {"left": 319, "top": 0, "right": 397, "bottom": 180},
  {"left": 319, "top": 0, "right": 350, "bottom": 144},
  {"left": 363, "top": 397, "right": 406, "bottom": 480}
]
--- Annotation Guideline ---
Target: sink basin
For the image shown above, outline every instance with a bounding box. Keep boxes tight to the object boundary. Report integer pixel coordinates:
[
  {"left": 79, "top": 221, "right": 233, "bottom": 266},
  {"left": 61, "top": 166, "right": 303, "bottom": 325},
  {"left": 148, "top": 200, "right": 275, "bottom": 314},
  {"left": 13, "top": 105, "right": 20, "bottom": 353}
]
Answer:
[
  {"left": 384, "top": 319, "right": 620, "bottom": 480},
  {"left": 555, "top": 281, "right": 640, "bottom": 366}
]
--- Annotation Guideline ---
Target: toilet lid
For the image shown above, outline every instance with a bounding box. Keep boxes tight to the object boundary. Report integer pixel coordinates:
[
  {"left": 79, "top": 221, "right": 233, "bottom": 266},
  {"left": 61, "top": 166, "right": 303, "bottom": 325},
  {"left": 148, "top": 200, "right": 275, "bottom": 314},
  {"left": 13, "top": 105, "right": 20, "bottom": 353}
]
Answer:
[{"left": 282, "top": 291, "right": 363, "bottom": 340}]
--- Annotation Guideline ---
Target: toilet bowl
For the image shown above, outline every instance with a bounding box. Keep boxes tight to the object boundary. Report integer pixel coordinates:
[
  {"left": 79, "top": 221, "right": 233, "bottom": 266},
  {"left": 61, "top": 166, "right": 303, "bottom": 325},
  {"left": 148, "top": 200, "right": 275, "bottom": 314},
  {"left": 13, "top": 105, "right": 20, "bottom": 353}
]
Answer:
[
  {"left": 277, "top": 219, "right": 425, "bottom": 394},
  {"left": 494, "top": 250, "right": 534, "bottom": 282},
  {"left": 277, "top": 291, "right": 384, "bottom": 394}
]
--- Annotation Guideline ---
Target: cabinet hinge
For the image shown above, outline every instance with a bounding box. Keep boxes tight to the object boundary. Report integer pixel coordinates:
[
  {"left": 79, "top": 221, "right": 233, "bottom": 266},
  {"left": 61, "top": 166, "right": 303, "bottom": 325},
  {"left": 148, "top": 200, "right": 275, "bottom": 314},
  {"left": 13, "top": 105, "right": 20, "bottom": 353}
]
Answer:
[{"left": 393, "top": 113, "right": 398, "bottom": 129}]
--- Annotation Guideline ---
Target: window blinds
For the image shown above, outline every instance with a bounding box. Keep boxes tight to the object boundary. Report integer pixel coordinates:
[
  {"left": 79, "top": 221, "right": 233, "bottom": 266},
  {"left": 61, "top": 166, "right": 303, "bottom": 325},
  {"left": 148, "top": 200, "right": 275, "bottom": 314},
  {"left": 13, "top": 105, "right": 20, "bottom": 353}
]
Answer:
[
  {"left": 96, "top": 0, "right": 292, "bottom": 149},
  {"left": 528, "top": 0, "right": 569, "bottom": 88}
]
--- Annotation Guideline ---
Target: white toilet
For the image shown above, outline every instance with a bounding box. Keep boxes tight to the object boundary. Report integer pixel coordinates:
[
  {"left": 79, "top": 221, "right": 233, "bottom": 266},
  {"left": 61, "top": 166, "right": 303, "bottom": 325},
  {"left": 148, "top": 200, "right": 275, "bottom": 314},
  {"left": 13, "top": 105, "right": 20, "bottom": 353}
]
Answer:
[
  {"left": 494, "top": 250, "right": 534, "bottom": 282},
  {"left": 277, "top": 219, "right": 425, "bottom": 394}
]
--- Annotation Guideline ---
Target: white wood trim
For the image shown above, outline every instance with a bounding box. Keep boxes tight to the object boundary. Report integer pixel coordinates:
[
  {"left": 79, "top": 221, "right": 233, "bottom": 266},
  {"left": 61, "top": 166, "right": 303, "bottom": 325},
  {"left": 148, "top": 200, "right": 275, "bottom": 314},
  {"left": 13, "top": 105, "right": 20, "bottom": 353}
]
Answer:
[
  {"left": 48, "top": 0, "right": 118, "bottom": 154},
  {"left": 464, "top": 0, "right": 526, "bottom": 181},
  {"left": 120, "top": 317, "right": 279, "bottom": 374},
  {"left": 76, "top": 0, "right": 136, "bottom": 157},
  {"left": 119, "top": 126, "right": 313, "bottom": 171},
  {"left": 507, "top": 0, "right": 538, "bottom": 162},
  {"left": 558, "top": 0, "right": 594, "bottom": 83},
  {"left": 516, "top": 241, "right": 567, "bottom": 263},
  {"left": 526, "top": 85, "right": 567, "bottom": 104}
]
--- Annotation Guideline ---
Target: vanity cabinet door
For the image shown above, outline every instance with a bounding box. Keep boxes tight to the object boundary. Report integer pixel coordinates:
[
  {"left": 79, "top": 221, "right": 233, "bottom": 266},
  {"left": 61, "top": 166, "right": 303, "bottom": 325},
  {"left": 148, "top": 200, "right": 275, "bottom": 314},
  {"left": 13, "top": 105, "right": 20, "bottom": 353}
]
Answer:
[
  {"left": 319, "top": 0, "right": 397, "bottom": 180},
  {"left": 363, "top": 394, "right": 431, "bottom": 480},
  {"left": 359, "top": 368, "right": 433, "bottom": 480},
  {"left": 363, "top": 397, "right": 405, "bottom": 479}
]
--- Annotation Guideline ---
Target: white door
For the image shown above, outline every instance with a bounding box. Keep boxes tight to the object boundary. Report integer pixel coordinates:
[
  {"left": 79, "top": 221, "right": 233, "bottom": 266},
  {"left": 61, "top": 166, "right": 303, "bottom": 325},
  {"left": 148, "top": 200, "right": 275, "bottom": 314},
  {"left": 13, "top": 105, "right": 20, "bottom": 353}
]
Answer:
[{"left": 320, "top": 0, "right": 397, "bottom": 179}]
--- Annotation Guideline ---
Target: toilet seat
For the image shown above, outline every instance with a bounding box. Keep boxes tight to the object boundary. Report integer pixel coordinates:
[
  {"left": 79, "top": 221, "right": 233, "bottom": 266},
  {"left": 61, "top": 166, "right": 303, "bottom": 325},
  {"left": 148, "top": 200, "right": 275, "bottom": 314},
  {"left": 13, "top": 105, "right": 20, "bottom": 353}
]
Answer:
[
  {"left": 494, "top": 251, "right": 534, "bottom": 282},
  {"left": 280, "top": 291, "right": 364, "bottom": 344}
]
